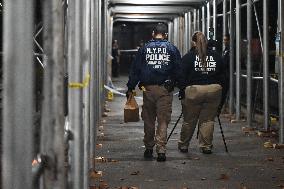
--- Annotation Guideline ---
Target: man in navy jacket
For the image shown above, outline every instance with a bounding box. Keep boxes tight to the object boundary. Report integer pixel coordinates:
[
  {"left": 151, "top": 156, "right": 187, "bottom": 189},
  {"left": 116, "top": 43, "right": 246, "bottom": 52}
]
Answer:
[{"left": 126, "top": 23, "right": 181, "bottom": 162}]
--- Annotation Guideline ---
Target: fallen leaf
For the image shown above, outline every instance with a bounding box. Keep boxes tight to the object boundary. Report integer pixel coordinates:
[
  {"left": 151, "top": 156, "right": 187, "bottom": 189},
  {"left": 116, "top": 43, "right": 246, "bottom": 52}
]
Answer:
[
  {"left": 95, "top": 157, "right": 108, "bottom": 163},
  {"left": 276, "top": 184, "right": 284, "bottom": 188},
  {"left": 96, "top": 144, "right": 103, "bottom": 149},
  {"left": 89, "top": 170, "right": 103, "bottom": 179},
  {"left": 231, "top": 119, "right": 237, "bottom": 123},
  {"left": 99, "top": 180, "right": 109, "bottom": 189},
  {"left": 242, "top": 127, "right": 255, "bottom": 133},
  {"left": 266, "top": 157, "right": 274, "bottom": 161},
  {"left": 218, "top": 173, "right": 229, "bottom": 180},
  {"left": 193, "top": 157, "right": 200, "bottom": 160},
  {"left": 98, "top": 126, "right": 104, "bottom": 131},
  {"left": 131, "top": 171, "right": 140, "bottom": 175},
  {"left": 264, "top": 141, "right": 273, "bottom": 148}
]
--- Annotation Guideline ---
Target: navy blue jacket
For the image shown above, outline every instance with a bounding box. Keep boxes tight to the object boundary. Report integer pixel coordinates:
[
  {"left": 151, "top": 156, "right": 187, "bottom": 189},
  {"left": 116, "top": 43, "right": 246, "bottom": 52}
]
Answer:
[
  {"left": 179, "top": 47, "right": 227, "bottom": 91},
  {"left": 127, "top": 39, "right": 181, "bottom": 90}
]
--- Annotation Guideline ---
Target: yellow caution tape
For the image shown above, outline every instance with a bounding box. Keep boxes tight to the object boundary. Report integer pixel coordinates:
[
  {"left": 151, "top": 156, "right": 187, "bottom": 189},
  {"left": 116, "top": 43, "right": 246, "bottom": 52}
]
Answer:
[
  {"left": 107, "top": 91, "right": 114, "bottom": 100},
  {"left": 69, "top": 73, "right": 90, "bottom": 89}
]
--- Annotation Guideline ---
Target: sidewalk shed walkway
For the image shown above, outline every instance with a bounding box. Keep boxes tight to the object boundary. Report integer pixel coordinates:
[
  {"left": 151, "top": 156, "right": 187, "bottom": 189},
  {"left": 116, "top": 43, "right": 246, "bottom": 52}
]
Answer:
[{"left": 93, "top": 76, "right": 284, "bottom": 189}]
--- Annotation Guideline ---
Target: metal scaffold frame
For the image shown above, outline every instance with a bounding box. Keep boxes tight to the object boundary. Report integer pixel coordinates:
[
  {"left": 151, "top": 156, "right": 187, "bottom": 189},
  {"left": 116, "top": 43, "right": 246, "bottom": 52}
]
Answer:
[{"left": 2, "top": 1, "right": 34, "bottom": 188}]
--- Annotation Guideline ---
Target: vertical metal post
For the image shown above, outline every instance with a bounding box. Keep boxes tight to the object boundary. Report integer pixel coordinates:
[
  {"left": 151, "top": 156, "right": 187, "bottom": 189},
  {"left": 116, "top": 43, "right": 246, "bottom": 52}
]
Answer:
[
  {"left": 83, "top": 0, "right": 91, "bottom": 187},
  {"left": 207, "top": 2, "right": 210, "bottom": 38},
  {"left": 188, "top": 12, "right": 192, "bottom": 49},
  {"left": 68, "top": 0, "right": 84, "bottom": 187},
  {"left": 179, "top": 16, "right": 184, "bottom": 53},
  {"left": 236, "top": 0, "right": 241, "bottom": 120},
  {"left": 223, "top": 0, "right": 227, "bottom": 51},
  {"left": 279, "top": 0, "right": 284, "bottom": 144},
  {"left": 2, "top": 1, "right": 34, "bottom": 189},
  {"left": 197, "top": 9, "right": 200, "bottom": 31},
  {"left": 229, "top": 0, "right": 235, "bottom": 114},
  {"left": 193, "top": 9, "right": 197, "bottom": 32},
  {"left": 90, "top": 0, "right": 97, "bottom": 169},
  {"left": 247, "top": 0, "right": 252, "bottom": 127},
  {"left": 173, "top": 17, "right": 179, "bottom": 46},
  {"left": 97, "top": 0, "right": 102, "bottom": 120},
  {"left": 41, "top": 0, "right": 66, "bottom": 188},
  {"left": 263, "top": 0, "right": 270, "bottom": 130},
  {"left": 213, "top": 0, "right": 217, "bottom": 40},
  {"left": 168, "top": 22, "right": 174, "bottom": 43},
  {"left": 184, "top": 13, "right": 189, "bottom": 53},
  {"left": 202, "top": 6, "right": 205, "bottom": 33}
]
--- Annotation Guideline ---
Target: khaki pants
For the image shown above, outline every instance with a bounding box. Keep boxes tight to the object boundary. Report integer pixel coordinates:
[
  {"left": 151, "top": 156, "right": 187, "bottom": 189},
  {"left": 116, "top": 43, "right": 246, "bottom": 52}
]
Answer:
[
  {"left": 142, "top": 85, "right": 173, "bottom": 153},
  {"left": 178, "top": 84, "right": 222, "bottom": 149}
]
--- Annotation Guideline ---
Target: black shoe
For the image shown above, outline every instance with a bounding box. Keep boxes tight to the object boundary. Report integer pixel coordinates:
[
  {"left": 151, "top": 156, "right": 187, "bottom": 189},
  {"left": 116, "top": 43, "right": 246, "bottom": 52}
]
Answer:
[
  {"left": 144, "top": 149, "right": 153, "bottom": 158},
  {"left": 178, "top": 148, "right": 188, "bottom": 153},
  {"left": 200, "top": 147, "right": 212, "bottom": 154},
  {"left": 157, "top": 153, "right": 166, "bottom": 162}
]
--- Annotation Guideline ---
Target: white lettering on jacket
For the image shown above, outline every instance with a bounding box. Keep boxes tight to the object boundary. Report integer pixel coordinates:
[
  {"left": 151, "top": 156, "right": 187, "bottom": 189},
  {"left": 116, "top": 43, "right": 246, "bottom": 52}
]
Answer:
[
  {"left": 194, "top": 55, "right": 216, "bottom": 74},
  {"left": 146, "top": 47, "right": 170, "bottom": 69}
]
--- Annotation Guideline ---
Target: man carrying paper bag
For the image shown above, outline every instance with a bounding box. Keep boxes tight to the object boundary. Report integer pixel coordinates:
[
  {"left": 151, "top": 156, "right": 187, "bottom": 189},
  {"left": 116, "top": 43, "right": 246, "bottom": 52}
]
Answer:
[{"left": 126, "top": 23, "right": 181, "bottom": 162}]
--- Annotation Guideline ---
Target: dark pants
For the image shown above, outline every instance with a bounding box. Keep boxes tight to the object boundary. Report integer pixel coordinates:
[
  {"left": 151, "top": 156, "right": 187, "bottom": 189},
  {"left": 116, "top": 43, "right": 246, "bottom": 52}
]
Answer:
[{"left": 142, "top": 85, "right": 173, "bottom": 153}]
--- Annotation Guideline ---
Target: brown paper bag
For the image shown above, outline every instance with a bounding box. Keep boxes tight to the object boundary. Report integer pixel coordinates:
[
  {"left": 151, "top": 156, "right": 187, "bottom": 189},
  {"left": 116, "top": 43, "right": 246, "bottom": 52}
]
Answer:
[{"left": 124, "top": 94, "right": 140, "bottom": 122}]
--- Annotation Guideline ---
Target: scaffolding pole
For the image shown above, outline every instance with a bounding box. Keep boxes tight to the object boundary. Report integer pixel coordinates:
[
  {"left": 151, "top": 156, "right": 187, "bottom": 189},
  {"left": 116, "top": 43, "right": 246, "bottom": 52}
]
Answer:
[
  {"left": 188, "top": 12, "right": 192, "bottom": 49},
  {"left": 40, "top": 0, "right": 66, "bottom": 188},
  {"left": 223, "top": 0, "right": 227, "bottom": 51},
  {"left": 2, "top": 1, "right": 34, "bottom": 189},
  {"left": 263, "top": 0, "right": 269, "bottom": 130},
  {"left": 236, "top": 0, "right": 241, "bottom": 120},
  {"left": 98, "top": 0, "right": 102, "bottom": 119},
  {"left": 194, "top": 9, "right": 197, "bottom": 32},
  {"left": 229, "top": 0, "right": 235, "bottom": 114},
  {"left": 197, "top": 9, "right": 200, "bottom": 31},
  {"left": 90, "top": 0, "right": 98, "bottom": 169},
  {"left": 168, "top": 21, "right": 174, "bottom": 43},
  {"left": 247, "top": 0, "right": 252, "bottom": 127},
  {"left": 207, "top": 2, "right": 210, "bottom": 38},
  {"left": 280, "top": 0, "right": 284, "bottom": 144},
  {"left": 202, "top": 6, "right": 205, "bottom": 33},
  {"left": 184, "top": 12, "right": 189, "bottom": 52},
  {"left": 83, "top": 0, "right": 91, "bottom": 187},
  {"left": 213, "top": 0, "right": 217, "bottom": 40},
  {"left": 68, "top": 0, "right": 84, "bottom": 187}
]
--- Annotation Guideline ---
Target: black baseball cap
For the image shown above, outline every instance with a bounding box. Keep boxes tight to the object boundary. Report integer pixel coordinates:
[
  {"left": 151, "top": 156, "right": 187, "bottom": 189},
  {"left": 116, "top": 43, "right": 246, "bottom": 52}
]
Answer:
[{"left": 153, "top": 23, "right": 168, "bottom": 35}]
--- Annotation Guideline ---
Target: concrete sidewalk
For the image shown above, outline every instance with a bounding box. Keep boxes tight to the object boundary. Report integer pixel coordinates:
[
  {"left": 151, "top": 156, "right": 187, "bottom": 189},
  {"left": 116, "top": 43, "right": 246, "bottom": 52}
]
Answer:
[{"left": 93, "top": 76, "right": 284, "bottom": 189}]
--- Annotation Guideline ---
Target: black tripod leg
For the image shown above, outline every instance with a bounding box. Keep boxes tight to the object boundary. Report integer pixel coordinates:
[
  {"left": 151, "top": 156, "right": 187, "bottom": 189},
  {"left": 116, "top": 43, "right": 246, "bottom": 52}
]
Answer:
[
  {"left": 167, "top": 112, "right": 183, "bottom": 142},
  {"left": 217, "top": 116, "right": 228, "bottom": 153}
]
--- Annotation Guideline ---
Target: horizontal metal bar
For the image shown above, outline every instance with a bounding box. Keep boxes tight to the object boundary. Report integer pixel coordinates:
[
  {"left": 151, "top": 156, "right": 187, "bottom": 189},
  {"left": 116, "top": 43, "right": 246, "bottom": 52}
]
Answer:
[
  {"left": 109, "top": 0, "right": 205, "bottom": 6},
  {"left": 114, "top": 18, "right": 170, "bottom": 22},
  {"left": 119, "top": 49, "right": 138, "bottom": 52},
  {"left": 111, "top": 5, "right": 194, "bottom": 14},
  {"left": 241, "top": 74, "right": 279, "bottom": 82},
  {"left": 114, "top": 13, "right": 176, "bottom": 20}
]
